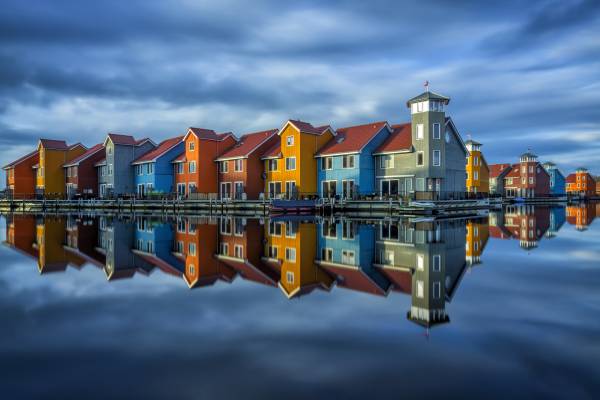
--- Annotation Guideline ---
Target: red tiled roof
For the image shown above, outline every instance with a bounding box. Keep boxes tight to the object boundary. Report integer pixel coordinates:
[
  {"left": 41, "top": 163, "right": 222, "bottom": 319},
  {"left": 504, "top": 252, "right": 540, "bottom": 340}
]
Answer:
[
  {"left": 131, "top": 136, "right": 183, "bottom": 164},
  {"left": 69, "top": 142, "right": 86, "bottom": 150},
  {"left": 373, "top": 123, "right": 412, "bottom": 154},
  {"left": 489, "top": 163, "right": 513, "bottom": 179},
  {"left": 317, "top": 121, "right": 388, "bottom": 156},
  {"left": 287, "top": 120, "right": 332, "bottom": 135},
  {"left": 261, "top": 142, "right": 281, "bottom": 159},
  {"left": 39, "top": 139, "right": 68, "bottom": 150},
  {"left": 171, "top": 152, "right": 186, "bottom": 163},
  {"left": 506, "top": 165, "right": 521, "bottom": 179},
  {"left": 2, "top": 149, "right": 38, "bottom": 170},
  {"left": 566, "top": 173, "right": 577, "bottom": 183},
  {"left": 186, "top": 127, "right": 236, "bottom": 141},
  {"left": 63, "top": 143, "right": 104, "bottom": 167},
  {"left": 107, "top": 133, "right": 137, "bottom": 145},
  {"left": 216, "top": 129, "right": 278, "bottom": 160},
  {"left": 94, "top": 158, "right": 106, "bottom": 167}
]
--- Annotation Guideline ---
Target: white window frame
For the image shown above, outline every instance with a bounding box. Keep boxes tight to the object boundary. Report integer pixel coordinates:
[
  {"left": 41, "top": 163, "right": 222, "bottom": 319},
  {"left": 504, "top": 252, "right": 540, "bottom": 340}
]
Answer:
[
  {"left": 433, "top": 281, "right": 441, "bottom": 299},
  {"left": 416, "top": 151, "right": 425, "bottom": 167},
  {"left": 188, "top": 141, "right": 195, "bottom": 151},
  {"left": 433, "top": 255, "right": 441, "bottom": 271},
  {"left": 189, "top": 161, "right": 196, "bottom": 173},
  {"left": 380, "top": 155, "right": 394, "bottom": 169},
  {"left": 322, "top": 157, "right": 333, "bottom": 170},
  {"left": 285, "top": 247, "right": 296, "bottom": 263},
  {"left": 268, "top": 159, "right": 278, "bottom": 171},
  {"left": 234, "top": 159, "right": 243, "bottom": 172},
  {"left": 416, "top": 124, "right": 424, "bottom": 140},
  {"left": 433, "top": 123, "right": 441, "bottom": 139},
  {"left": 433, "top": 150, "right": 441, "bottom": 167},
  {"left": 285, "top": 157, "right": 296, "bottom": 171},
  {"left": 286, "top": 271, "right": 295, "bottom": 284},
  {"left": 220, "top": 161, "right": 228, "bottom": 173},
  {"left": 342, "top": 155, "right": 355, "bottom": 169},
  {"left": 286, "top": 135, "right": 294, "bottom": 146},
  {"left": 234, "top": 244, "right": 243, "bottom": 259}
]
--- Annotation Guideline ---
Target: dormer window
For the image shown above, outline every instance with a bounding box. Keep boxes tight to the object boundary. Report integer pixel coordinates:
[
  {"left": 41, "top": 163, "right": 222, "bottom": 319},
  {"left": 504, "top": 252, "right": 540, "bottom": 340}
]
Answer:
[
  {"left": 286, "top": 136, "right": 294, "bottom": 146},
  {"left": 189, "top": 141, "right": 195, "bottom": 151}
]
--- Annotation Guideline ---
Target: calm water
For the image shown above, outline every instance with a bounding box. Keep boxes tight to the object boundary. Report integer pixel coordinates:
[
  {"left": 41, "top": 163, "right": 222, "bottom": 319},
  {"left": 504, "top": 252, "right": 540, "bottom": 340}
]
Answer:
[{"left": 1, "top": 204, "right": 599, "bottom": 399}]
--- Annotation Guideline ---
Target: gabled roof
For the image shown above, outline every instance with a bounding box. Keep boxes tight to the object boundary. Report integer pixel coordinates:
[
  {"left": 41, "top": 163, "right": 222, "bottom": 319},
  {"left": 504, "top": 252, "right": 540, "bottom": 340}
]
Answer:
[
  {"left": 445, "top": 117, "right": 469, "bottom": 155},
  {"left": 131, "top": 136, "right": 184, "bottom": 165},
  {"left": 63, "top": 143, "right": 104, "bottom": 167},
  {"left": 373, "top": 123, "right": 412, "bottom": 155},
  {"left": 261, "top": 143, "right": 282, "bottom": 160},
  {"left": 215, "top": 129, "right": 278, "bottom": 161},
  {"left": 406, "top": 91, "right": 450, "bottom": 107},
  {"left": 39, "top": 139, "right": 68, "bottom": 150},
  {"left": 318, "top": 262, "right": 391, "bottom": 296},
  {"left": 281, "top": 119, "right": 335, "bottom": 136},
  {"left": 489, "top": 163, "right": 512, "bottom": 179},
  {"left": 184, "top": 127, "right": 236, "bottom": 142},
  {"left": 316, "top": 121, "right": 389, "bottom": 157},
  {"left": 566, "top": 173, "right": 577, "bottom": 184},
  {"left": 171, "top": 152, "right": 186, "bottom": 164},
  {"left": 2, "top": 149, "right": 38, "bottom": 170},
  {"left": 94, "top": 158, "right": 106, "bottom": 167},
  {"left": 105, "top": 133, "right": 155, "bottom": 147},
  {"left": 69, "top": 143, "right": 86, "bottom": 151}
]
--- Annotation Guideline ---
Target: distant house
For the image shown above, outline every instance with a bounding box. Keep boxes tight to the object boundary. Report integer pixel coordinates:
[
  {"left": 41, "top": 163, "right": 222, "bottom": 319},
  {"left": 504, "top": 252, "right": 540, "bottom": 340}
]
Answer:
[
  {"left": 131, "top": 136, "right": 184, "bottom": 196},
  {"left": 502, "top": 152, "right": 550, "bottom": 198},
  {"left": 500, "top": 205, "right": 551, "bottom": 250},
  {"left": 596, "top": 177, "right": 600, "bottom": 195},
  {"left": 542, "top": 162, "right": 566, "bottom": 196},
  {"left": 2, "top": 149, "right": 38, "bottom": 197},
  {"left": 262, "top": 120, "right": 335, "bottom": 199},
  {"left": 466, "top": 219, "right": 489, "bottom": 266},
  {"left": 566, "top": 204, "right": 596, "bottom": 231},
  {"left": 63, "top": 143, "right": 105, "bottom": 198},
  {"left": 101, "top": 133, "right": 156, "bottom": 198},
  {"left": 173, "top": 128, "right": 237, "bottom": 198},
  {"left": 373, "top": 91, "right": 468, "bottom": 200},
  {"left": 35, "top": 139, "right": 87, "bottom": 198},
  {"left": 566, "top": 167, "right": 596, "bottom": 197},
  {"left": 488, "top": 163, "right": 512, "bottom": 196},
  {"left": 215, "top": 129, "right": 279, "bottom": 200},
  {"left": 465, "top": 140, "right": 489, "bottom": 194},
  {"left": 315, "top": 121, "right": 391, "bottom": 199}
]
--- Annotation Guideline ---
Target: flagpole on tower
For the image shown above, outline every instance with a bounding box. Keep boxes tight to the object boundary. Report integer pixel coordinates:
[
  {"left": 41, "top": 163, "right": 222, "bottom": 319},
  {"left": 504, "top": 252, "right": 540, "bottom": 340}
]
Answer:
[{"left": 424, "top": 80, "right": 429, "bottom": 93}]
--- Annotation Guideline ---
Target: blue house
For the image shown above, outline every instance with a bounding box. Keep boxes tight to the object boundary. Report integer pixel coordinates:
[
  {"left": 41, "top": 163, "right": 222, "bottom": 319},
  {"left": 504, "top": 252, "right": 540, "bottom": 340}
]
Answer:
[
  {"left": 315, "top": 121, "right": 391, "bottom": 198},
  {"left": 542, "top": 162, "right": 566, "bottom": 196},
  {"left": 315, "top": 219, "right": 391, "bottom": 296},
  {"left": 132, "top": 136, "right": 184, "bottom": 196},
  {"left": 132, "top": 217, "right": 184, "bottom": 275}
]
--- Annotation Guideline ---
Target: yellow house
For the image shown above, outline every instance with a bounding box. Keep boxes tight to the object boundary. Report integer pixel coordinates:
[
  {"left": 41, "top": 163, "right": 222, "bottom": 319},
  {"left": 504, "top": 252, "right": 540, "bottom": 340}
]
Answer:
[
  {"left": 466, "top": 220, "right": 489, "bottom": 266},
  {"left": 35, "top": 139, "right": 87, "bottom": 197},
  {"left": 465, "top": 140, "right": 489, "bottom": 194},
  {"left": 262, "top": 120, "right": 335, "bottom": 199},
  {"left": 33, "top": 218, "right": 85, "bottom": 273},
  {"left": 263, "top": 220, "right": 333, "bottom": 299}
]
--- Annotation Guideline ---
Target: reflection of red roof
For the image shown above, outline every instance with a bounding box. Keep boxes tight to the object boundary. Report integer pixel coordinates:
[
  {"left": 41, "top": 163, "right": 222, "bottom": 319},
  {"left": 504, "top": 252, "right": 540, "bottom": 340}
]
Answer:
[
  {"left": 132, "top": 136, "right": 183, "bottom": 164},
  {"left": 261, "top": 143, "right": 281, "bottom": 160},
  {"left": 216, "top": 129, "right": 278, "bottom": 160},
  {"left": 63, "top": 143, "right": 104, "bottom": 167},
  {"left": 133, "top": 252, "right": 183, "bottom": 277},
  {"left": 489, "top": 163, "right": 512, "bottom": 178},
  {"left": 287, "top": 120, "right": 332, "bottom": 135},
  {"left": 317, "top": 121, "right": 388, "bottom": 156},
  {"left": 39, "top": 139, "right": 68, "bottom": 150},
  {"left": 2, "top": 149, "right": 38, "bottom": 169},
  {"left": 373, "top": 123, "right": 412, "bottom": 154},
  {"left": 375, "top": 267, "right": 412, "bottom": 294},
  {"left": 218, "top": 256, "right": 279, "bottom": 287},
  {"left": 489, "top": 225, "right": 512, "bottom": 239},
  {"left": 319, "top": 263, "right": 389, "bottom": 296}
]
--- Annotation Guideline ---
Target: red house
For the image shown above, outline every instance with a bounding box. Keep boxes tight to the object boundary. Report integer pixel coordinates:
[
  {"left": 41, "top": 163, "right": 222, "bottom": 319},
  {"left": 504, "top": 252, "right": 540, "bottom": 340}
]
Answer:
[
  {"left": 502, "top": 152, "right": 550, "bottom": 198},
  {"left": 2, "top": 149, "right": 39, "bottom": 197},
  {"left": 214, "top": 128, "right": 279, "bottom": 200},
  {"left": 63, "top": 143, "right": 105, "bottom": 198}
]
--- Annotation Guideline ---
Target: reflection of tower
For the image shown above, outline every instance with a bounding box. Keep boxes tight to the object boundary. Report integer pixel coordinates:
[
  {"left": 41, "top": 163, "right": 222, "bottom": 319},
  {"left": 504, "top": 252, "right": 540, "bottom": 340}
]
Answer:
[
  {"left": 465, "top": 218, "right": 489, "bottom": 266},
  {"left": 502, "top": 205, "right": 550, "bottom": 251},
  {"left": 264, "top": 218, "right": 333, "bottom": 299}
]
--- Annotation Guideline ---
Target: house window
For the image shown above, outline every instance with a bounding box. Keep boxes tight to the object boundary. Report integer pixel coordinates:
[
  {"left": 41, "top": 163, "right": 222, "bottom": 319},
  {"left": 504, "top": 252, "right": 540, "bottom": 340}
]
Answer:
[
  {"left": 220, "top": 242, "right": 229, "bottom": 255},
  {"left": 474, "top": 156, "right": 479, "bottom": 166},
  {"left": 342, "top": 221, "right": 355, "bottom": 239},
  {"left": 285, "top": 221, "right": 297, "bottom": 238},
  {"left": 189, "top": 161, "right": 196, "bottom": 173},
  {"left": 341, "top": 250, "right": 355, "bottom": 265},
  {"left": 416, "top": 124, "right": 424, "bottom": 140},
  {"left": 188, "top": 183, "right": 197, "bottom": 194},
  {"left": 188, "top": 243, "right": 196, "bottom": 256},
  {"left": 220, "top": 218, "right": 232, "bottom": 235},
  {"left": 188, "top": 264, "right": 195, "bottom": 275},
  {"left": 176, "top": 163, "right": 184, "bottom": 174},
  {"left": 529, "top": 177, "right": 534, "bottom": 184},
  {"left": 148, "top": 163, "right": 154, "bottom": 174},
  {"left": 322, "top": 157, "right": 333, "bottom": 170},
  {"left": 189, "top": 141, "right": 195, "bottom": 151},
  {"left": 474, "top": 171, "right": 479, "bottom": 180},
  {"left": 285, "top": 157, "right": 296, "bottom": 171},
  {"left": 285, "top": 181, "right": 296, "bottom": 197},
  {"left": 417, "top": 254, "right": 424, "bottom": 271},
  {"left": 340, "top": 155, "right": 354, "bottom": 169},
  {"left": 268, "top": 221, "right": 282, "bottom": 236},
  {"left": 416, "top": 178, "right": 425, "bottom": 191},
  {"left": 268, "top": 181, "right": 282, "bottom": 197},
  {"left": 380, "top": 155, "right": 394, "bottom": 169},
  {"left": 286, "top": 136, "right": 294, "bottom": 146},
  {"left": 433, "top": 123, "right": 441, "bottom": 139},
  {"left": 234, "top": 245, "right": 243, "bottom": 259},
  {"left": 285, "top": 247, "right": 296, "bottom": 262},
  {"left": 268, "top": 159, "right": 278, "bottom": 171},
  {"left": 417, "top": 280, "right": 424, "bottom": 298},
  {"left": 529, "top": 166, "right": 534, "bottom": 173},
  {"left": 433, "top": 282, "right": 441, "bottom": 298},
  {"left": 323, "top": 221, "right": 337, "bottom": 238},
  {"left": 433, "top": 255, "right": 441, "bottom": 271},
  {"left": 286, "top": 271, "right": 295, "bottom": 284},
  {"left": 322, "top": 248, "right": 333, "bottom": 262},
  {"left": 268, "top": 246, "right": 279, "bottom": 259},
  {"left": 433, "top": 150, "right": 441, "bottom": 166},
  {"left": 417, "top": 151, "right": 424, "bottom": 166},
  {"left": 220, "top": 161, "right": 228, "bottom": 173},
  {"left": 234, "top": 159, "right": 243, "bottom": 172}
]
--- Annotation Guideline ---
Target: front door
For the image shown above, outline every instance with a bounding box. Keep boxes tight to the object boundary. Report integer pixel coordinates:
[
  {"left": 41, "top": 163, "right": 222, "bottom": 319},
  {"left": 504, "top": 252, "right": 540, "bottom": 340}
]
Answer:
[
  {"left": 381, "top": 179, "right": 399, "bottom": 196},
  {"left": 137, "top": 184, "right": 145, "bottom": 198},
  {"left": 234, "top": 182, "right": 244, "bottom": 199},
  {"left": 177, "top": 183, "right": 185, "bottom": 196},
  {"left": 220, "top": 182, "right": 232, "bottom": 199},
  {"left": 268, "top": 182, "right": 282, "bottom": 199},
  {"left": 285, "top": 181, "right": 296, "bottom": 199},
  {"left": 322, "top": 181, "right": 336, "bottom": 198}
]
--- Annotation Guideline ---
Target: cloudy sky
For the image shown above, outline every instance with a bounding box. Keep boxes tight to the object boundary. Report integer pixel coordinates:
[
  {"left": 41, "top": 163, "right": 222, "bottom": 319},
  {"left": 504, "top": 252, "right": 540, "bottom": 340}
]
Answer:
[{"left": 1, "top": 0, "right": 599, "bottom": 183}]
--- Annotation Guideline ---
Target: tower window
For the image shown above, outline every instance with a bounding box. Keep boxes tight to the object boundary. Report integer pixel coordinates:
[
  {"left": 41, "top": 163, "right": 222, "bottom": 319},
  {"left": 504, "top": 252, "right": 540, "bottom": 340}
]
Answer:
[
  {"left": 416, "top": 124, "right": 424, "bottom": 140},
  {"left": 417, "top": 151, "right": 424, "bottom": 166},
  {"left": 433, "top": 150, "right": 441, "bottom": 166},
  {"left": 432, "top": 123, "right": 441, "bottom": 139}
]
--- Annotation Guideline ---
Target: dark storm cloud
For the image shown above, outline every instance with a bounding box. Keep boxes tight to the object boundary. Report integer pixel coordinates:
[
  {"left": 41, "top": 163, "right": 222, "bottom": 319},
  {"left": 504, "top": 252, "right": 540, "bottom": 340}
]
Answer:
[{"left": 0, "top": 0, "right": 599, "bottom": 177}]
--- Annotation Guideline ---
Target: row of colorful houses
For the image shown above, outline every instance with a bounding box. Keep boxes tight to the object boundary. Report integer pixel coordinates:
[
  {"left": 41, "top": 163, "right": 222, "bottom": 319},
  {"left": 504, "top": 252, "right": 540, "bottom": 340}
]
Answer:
[
  {"left": 3, "top": 89, "right": 599, "bottom": 200},
  {"left": 2, "top": 90, "right": 471, "bottom": 200}
]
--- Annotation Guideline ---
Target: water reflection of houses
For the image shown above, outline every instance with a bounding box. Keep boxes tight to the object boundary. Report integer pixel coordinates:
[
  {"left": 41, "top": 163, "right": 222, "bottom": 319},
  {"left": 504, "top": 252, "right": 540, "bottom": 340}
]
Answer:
[
  {"left": 466, "top": 218, "right": 489, "bottom": 266},
  {"left": 546, "top": 207, "right": 566, "bottom": 238},
  {"left": 35, "top": 216, "right": 86, "bottom": 273},
  {"left": 566, "top": 204, "right": 597, "bottom": 231},
  {"left": 490, "top": 205, "right": 551, "bottom": 250},
  {"left": 2, "top": 214, "right": 39, "bottom": 260},
  {"left": 63, "top": 214, "right": 105, "bottom": 269}
]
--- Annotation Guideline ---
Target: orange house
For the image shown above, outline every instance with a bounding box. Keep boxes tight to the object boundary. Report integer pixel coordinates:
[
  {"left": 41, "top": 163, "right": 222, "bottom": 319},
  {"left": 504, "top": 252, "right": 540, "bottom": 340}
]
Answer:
[
  {"left": 466, "top": 219, "right": 489, "bottom": 266},
  {"left": 3, "top": 149, "right": 39, "bottom": 197},
  {"left": 177, "top": 217, "right": 236, "bottom": 288},
  {"left": 262, "top": 120, "right": 335, "bottom": 199},
  {"left": 173, "top": 128, "right": 237, "bottom": 198},
  {"left": 263, "top": 219, "right": 333, "bottom": 299},
  {"left": 566, "top": 168, "right": 596, "bottom": 197},
  {"left": 566, "top": 204, "right": 596, "bottom": 231},
  {"left": 35, "top": 139, "right": 87, "bottom": 197}
]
